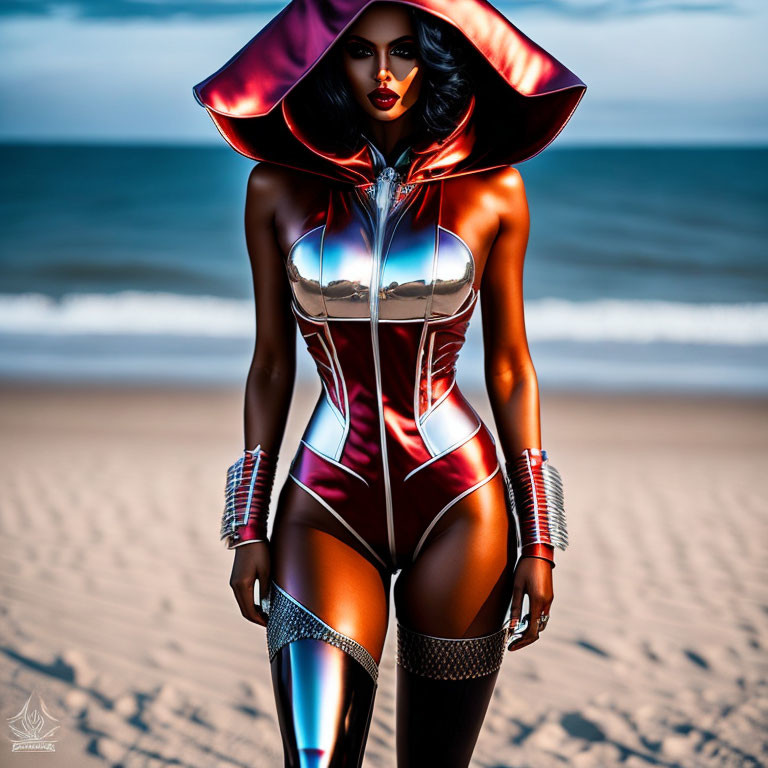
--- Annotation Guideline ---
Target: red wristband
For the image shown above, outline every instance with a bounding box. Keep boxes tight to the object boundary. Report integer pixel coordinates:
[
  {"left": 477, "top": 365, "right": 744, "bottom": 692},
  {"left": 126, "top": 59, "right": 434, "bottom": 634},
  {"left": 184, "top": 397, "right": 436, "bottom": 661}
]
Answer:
[
  {"left": 506, "top": 448, "right": 568, "bottom": 566},
  {"left": 221, "top": 445, "right": 278, "bottom": 549}
]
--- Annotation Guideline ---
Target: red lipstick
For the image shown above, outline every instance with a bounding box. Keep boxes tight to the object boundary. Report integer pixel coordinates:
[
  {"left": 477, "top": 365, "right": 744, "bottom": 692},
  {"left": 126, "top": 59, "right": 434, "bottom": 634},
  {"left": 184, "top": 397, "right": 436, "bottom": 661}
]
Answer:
[{"left": 367, "top": 87, "right": 399, "bottom": 111}]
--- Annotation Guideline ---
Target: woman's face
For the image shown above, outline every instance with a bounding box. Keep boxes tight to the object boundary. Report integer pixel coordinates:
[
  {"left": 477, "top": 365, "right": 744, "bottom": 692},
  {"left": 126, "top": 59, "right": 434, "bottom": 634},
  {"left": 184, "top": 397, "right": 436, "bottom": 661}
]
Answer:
[{"left": 341, "top": 3, "right": 423, "bottom": 123}]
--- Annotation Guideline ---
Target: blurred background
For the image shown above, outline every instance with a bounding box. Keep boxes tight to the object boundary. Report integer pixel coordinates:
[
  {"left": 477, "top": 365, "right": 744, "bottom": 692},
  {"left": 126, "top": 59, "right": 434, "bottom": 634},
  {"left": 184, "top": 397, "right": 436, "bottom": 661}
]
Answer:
[
  {"left": 1, "top": 3, "right": 767, "bottom": 768},
  {"left": 1, "top": 0, "right": 766, "bottom": 392}
]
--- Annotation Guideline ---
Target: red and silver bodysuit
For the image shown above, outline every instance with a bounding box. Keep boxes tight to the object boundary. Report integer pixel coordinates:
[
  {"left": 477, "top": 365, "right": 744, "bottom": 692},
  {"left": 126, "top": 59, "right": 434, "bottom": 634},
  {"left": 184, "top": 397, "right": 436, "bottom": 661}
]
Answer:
[{"left": 287, "top": 141, "right": 500, "bottom": 572}]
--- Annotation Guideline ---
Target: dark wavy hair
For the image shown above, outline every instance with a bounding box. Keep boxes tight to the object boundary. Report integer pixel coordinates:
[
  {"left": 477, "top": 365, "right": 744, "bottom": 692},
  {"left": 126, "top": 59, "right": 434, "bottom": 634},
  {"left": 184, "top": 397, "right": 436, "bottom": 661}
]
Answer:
[{"left": 285, "top": 4, "right": 481, "bottom": 156}]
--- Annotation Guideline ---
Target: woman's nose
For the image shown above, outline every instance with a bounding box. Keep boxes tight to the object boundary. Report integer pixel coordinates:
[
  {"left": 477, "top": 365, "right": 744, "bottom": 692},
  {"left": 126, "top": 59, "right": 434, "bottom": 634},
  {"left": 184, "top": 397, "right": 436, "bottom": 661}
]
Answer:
[{"left": 375, "top": 53, "right": 390, "bottom": 82}]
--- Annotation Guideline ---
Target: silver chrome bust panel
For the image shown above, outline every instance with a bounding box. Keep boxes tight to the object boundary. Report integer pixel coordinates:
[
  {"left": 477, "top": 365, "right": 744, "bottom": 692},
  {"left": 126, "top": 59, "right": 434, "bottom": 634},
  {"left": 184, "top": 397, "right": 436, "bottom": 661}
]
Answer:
[{"left": 285, "top": 214, "right": 475, "bottom": 322}]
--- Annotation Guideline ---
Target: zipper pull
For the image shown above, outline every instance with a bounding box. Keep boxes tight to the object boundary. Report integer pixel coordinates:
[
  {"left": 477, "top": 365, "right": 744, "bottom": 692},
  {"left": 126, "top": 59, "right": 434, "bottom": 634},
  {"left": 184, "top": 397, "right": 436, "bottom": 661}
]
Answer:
[
  {"left": 377, "top": 166, "right": 397, "bottom": 184},
  {"left": 373, "top": 166, "right": 398, "bottom": 216}
]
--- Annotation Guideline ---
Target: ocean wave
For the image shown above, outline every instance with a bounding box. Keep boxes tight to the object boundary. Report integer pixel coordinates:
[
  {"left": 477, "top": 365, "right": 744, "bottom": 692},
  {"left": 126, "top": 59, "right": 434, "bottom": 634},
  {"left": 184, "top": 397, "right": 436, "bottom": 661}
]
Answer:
[{"left": 0, "top": 292, "right": 766, "bottom": 345}]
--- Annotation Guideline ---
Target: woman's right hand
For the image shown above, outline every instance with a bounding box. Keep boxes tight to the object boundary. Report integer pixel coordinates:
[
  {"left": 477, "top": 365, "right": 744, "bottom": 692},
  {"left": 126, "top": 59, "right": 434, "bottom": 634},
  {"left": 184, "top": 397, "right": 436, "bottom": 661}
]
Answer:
[
  {"left": 229, "top": 541, "right": 271, "bottom": 627},
  {"left": 506, "top": 556, "right": 553, "bottom": 651}
]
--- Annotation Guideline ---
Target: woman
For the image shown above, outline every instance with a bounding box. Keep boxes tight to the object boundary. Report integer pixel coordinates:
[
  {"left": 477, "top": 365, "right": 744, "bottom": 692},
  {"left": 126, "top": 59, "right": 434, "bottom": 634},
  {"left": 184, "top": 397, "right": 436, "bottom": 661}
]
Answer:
[{"left": 194, "top": 1, "right": 585, "bottom": 765}]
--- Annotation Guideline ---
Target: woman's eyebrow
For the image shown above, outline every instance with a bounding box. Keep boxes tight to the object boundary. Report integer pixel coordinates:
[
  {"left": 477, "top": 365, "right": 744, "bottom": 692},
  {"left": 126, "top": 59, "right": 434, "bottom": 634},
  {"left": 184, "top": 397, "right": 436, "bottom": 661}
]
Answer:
[{"left": 344, "top": 34, "right": 416, "bottom": 46}]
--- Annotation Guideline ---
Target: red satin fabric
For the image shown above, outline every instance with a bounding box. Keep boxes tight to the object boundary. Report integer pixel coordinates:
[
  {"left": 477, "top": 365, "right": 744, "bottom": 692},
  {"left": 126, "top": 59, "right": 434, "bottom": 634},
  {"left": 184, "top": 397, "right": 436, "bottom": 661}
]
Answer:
[{"left": 291, "top": 292, "right": 500, "bottom": 570}]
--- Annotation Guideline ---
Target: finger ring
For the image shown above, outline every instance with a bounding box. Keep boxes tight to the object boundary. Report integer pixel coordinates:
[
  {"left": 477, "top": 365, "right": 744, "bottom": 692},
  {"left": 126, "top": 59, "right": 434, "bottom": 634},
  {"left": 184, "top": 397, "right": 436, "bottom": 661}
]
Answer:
[{"left": 538, "top": 615, "right": 549, "bottom": 625}]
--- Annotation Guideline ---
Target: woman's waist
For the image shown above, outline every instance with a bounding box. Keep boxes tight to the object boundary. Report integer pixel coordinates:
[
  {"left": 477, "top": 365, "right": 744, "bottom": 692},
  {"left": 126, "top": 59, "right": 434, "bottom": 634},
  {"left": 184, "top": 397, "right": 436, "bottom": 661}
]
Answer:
[{"left": 299, "top": 381, "right": 496, "bottom": 475}]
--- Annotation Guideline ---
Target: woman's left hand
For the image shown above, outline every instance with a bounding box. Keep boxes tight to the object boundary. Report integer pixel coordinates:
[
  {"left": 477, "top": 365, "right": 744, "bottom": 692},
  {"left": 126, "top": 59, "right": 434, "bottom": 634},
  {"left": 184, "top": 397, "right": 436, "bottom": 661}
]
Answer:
[{"left": 506, "top": 556, "right": 554, "bottom": 651}]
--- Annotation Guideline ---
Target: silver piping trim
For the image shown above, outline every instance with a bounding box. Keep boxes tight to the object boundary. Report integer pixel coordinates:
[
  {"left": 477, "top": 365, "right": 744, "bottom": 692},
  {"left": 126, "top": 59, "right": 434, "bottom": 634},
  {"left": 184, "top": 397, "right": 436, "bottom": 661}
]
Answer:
[
  {"left": 316, "top": 333, "right": 342, "bottom": 412},
  {"left": 323, "top": 321, "right": 351, "bottom": 457},
  {"left": 414, "top": 320, "right": 429, "bottom": 444},
  {"left": 435, "top": 287, "right": 478, "bottom": 323},
  {"left": 287, "top": 223, "right": 326, "bottom": 262},
  {"left": 436, "top": 224, "right": 477, "bottom": 280},
  {"left": 430, "top": 363, "right": 453, "bottom": 379},
  {"left": 418, "top": 376, "right": 458, "bottom": 427},
  {"left": 404, "top": 420, "right": 482, "bottom": 481},
  {"left": 291, "top": 297, "right": 479, "bottom": 324},
  {"left": 424, "top": 218, "right": 440, "bottom": 321},
  {"left": 427, "top": 375, "right": 457, "bottom": 416},
  {"left": 411, "top": 463, "right": 501, "bottom": 562},
  {"left": 464, "top": 396, "right": 491, "bottom": 445},
  {"left": 368, "top": 173, "right": 397, "bottom": 565},
  {"left": 300, "top": 439, "right": 369, "bottom": 486},
  {"left": 318, "top": 377, "right": 346, "bottom": 430},
  {"left": 319, "top": 220, "right": 330, "bottom": 319},
  {"left": 426, "top": 331, "right": 435, "bottom": 413},
  {"left": 289, "top": 473, "right": 387, "bottom": 568},
  {"left": 431, "top": 340, "right": 463, "bottom": 366},
  {"left": 291, "top": 298, "right": 324, "bottom": 324}
]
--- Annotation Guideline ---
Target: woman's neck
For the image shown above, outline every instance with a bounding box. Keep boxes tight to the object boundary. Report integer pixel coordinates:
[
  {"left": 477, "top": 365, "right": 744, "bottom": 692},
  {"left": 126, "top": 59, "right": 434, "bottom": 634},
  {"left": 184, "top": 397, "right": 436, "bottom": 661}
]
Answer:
[{"left": 363, "top": 109, "right": 417, "bottom": 163}]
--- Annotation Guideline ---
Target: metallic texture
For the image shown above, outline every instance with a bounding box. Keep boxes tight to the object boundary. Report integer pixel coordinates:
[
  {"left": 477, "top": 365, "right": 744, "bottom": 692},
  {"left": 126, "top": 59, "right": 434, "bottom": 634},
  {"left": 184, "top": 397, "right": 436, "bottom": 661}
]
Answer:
[
  {"left": 281, "top": 135, "right": 500, "bottom": 570},
  {"left": 220, "top": 445, "right": 278, "bottom": 548},
  {"left": 288, "top": 275, "right": 499, "bottom": 569},
  {"left": 266, "top": 582, "right": 380, "bottom": 683},
  {"left": 506, "top": 448, "right": 569, "bottom": 565},
  {"left": 367, "top": 165, "right": 401, "bottom": 562},
  {"left": 271, "top": 632, "right": 377, "bottom": 768},
  {"left": 287, "top": 180, "right": 475, "bottom": 323},
  {"left": 396, "top": 622, "right": 509, "bottom": 681},
  {"left": 192, "top": 0, "right": 587, "bottom": 183}
]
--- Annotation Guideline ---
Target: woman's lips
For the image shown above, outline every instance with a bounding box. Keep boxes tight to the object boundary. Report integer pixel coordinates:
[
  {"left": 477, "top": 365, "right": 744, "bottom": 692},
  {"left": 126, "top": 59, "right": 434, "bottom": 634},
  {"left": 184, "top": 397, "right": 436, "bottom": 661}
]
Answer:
[{"left": 367, "top": 88, "right": 399, "bottom": 111}]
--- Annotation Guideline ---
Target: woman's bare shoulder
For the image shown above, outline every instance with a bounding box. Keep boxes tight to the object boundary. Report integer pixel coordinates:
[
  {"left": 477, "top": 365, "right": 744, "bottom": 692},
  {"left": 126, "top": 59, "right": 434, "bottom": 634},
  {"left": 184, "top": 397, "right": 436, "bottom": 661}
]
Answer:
[
  {"left": 479, "top": 165, "right": 526, "bottom": 204},
  {"left": 247, "top": 162, "right": 328, "bottom": 215},
  {"left": 247, "top": 161, "right": 303, "bottom": 196},
  {"left": 476, "top": 166, "right": 529, "bottom": 228},
  {"left": 448, "top": 166, "right": 526, "bottom": 213}
]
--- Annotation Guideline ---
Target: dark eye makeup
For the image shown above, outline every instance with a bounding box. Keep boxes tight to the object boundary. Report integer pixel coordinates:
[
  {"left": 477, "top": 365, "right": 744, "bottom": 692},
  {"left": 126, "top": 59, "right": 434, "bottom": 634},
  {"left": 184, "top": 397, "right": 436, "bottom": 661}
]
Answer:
[{"left": 343, "top": 39, "right": 418, "bottom": 60}]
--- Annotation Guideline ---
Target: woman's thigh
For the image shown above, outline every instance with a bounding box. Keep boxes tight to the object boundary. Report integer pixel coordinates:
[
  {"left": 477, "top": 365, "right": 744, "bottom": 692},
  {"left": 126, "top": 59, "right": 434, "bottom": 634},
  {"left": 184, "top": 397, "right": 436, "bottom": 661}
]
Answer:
[
  {"left": 393, "top": 470, "right": 517, "bottom": 637},
  {"left": 270, "top": 477, "right": 392, "bottom": 663}
]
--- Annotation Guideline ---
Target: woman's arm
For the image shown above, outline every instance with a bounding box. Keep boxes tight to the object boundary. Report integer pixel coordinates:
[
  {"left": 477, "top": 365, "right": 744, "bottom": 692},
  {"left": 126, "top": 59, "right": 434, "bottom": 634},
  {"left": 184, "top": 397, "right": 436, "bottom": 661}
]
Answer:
[
  {"left": 480, "top": 166, "right": 540, "bottom": 460},
  {"left": 243, "top": 164, "right": 297, "bottom": 455},
  {"left": 229, "top": 163, "right": 297, "bottom": 628},
  {"left": 480, "top": 166, "right": 555, "bottom": 650}
]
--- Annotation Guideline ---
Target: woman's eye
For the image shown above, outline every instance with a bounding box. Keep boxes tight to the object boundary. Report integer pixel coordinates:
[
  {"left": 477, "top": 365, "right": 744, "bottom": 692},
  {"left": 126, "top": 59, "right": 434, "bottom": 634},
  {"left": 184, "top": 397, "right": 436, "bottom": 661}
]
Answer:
[
  {"left": 345, "top": 44, "right": 372, "bottom": 59},
  {"left": 391, "top": 45, "right": 417, "bottom": 59}
]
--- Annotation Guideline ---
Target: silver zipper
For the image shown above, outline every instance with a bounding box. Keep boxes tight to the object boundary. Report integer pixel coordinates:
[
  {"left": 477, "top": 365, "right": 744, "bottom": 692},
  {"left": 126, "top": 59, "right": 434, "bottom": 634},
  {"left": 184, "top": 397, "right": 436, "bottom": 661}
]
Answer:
[{"left": 368, "top": 165, "right": 399, "bottom": 565}]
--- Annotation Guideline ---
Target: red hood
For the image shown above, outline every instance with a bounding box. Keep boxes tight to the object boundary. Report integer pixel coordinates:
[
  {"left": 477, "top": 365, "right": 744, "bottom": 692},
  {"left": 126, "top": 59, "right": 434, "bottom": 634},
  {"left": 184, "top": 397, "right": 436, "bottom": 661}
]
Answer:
[{"left": 192, "top": 0, "right": 587, "bottom": 186}]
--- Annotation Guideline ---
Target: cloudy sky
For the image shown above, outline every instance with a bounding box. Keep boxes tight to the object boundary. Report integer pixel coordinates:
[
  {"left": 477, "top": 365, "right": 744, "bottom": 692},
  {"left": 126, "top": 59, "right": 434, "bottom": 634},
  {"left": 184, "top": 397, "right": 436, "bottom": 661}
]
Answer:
[{"left": 1, "top": 0, "right": 766, "bottom": 144}]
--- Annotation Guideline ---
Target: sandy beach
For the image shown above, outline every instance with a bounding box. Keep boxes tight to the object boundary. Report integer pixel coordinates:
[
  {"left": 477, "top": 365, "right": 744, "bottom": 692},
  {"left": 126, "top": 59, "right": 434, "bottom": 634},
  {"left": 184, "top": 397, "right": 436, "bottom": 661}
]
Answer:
[{"left": 0, "top": 381, "right": 766, "bottom": 768}]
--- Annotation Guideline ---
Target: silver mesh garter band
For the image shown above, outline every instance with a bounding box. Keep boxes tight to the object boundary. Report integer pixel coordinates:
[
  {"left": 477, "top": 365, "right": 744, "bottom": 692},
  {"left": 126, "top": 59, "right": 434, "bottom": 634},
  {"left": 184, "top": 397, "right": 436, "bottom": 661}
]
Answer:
[
  {"left": 396, "top": 623, "right": 509, "bottom": 681},
  {"left": 265, "top": 582, "right": 379, "bottom": 683}
]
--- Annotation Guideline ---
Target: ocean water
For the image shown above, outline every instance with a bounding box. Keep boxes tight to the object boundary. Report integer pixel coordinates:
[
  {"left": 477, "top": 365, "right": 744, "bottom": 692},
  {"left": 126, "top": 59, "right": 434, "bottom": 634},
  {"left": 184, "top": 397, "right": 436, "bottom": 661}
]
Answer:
[{"left": 0, "top": 143, "right": 766, "bottom": 392}]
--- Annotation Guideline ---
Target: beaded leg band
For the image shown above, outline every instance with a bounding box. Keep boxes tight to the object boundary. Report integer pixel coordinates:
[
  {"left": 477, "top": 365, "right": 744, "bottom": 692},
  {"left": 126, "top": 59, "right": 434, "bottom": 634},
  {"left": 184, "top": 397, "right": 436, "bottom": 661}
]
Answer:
[
  {"left": 265, "top": 582, "right": 379, "bottom": 684},
  {"left": 396, "top": 623, "right": 509, "bottom": 681},
  {"left": 220, "top": 444, "right": 278, "bottom": 549},
  {"left": 506, "top": 447, "right": 569, "bottom": 567}
]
